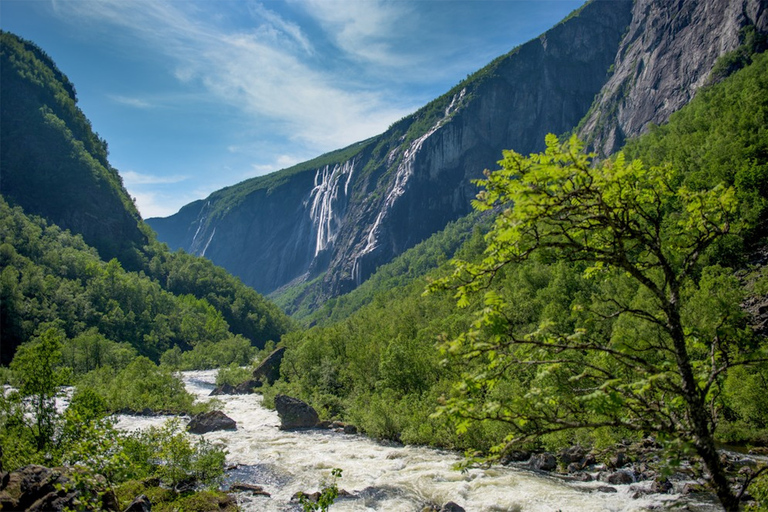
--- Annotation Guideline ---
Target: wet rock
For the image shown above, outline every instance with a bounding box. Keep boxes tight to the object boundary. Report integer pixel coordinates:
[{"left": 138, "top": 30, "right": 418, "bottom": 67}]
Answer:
[
  {"left": 558, "top": 446, "right": 586, "bottom": 465},
  {"left": 209, "top": 379, "right": 263, "bottom": 396},
  {"left": 608, "top": 451, "right": 628, "bottom": 469},
  {"left": 252, "top": 347, "right": 286, "bottom": 385},
  {"left": 440, "top": 502, "right": 466, "bottom": 512},
  {"left": 274, "top": 394, "right": 320, "bottom": 430},
  {"left": 682, "top": 483, "right": 708, "bottom": 495},
  {"left": 529, "top": 453, "right": 558, "bottom": 471},
  {"left": 651, "top": 477, "right": 673, "bottom": 494},
  {"left": 594, "top": 486, "right": 618, "bottom": 493},
  {"left": 123, "top": 494, "right": 152, "bottom": 512},
  {"left": 209, "top": 383, "right": 236, "bottom": 396},
  {"left": 570, "top": 472, "right": 594, "bottom": 482},
  {"left": 605, "top": 470, "right": 634, "bottom": 485},
  {"left": 187, "top": 410, "right": 237, "bottom": 434},
  {"left": 500, "top": 450, "right": 531, "bottom": 465},
  {"left": 230, "top": 483, "right": 271, "bottom": 497}
]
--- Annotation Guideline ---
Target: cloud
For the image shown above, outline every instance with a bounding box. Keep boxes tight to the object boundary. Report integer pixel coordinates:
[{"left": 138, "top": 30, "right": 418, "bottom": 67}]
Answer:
[
  {"left": 122, "top": 170, "right": 188, "bottom": 186},
  {"left": 108, "top": 95, "right": 154, "bottom": 109},
  {"left": 295, "top": 0, "right": 416, "bottom": 68},
  {"left": 51, "top": 0, "right": 416, "bottom": 154},
  {"left": 250, "top": 154, "right": 305, "bottom": 175}
]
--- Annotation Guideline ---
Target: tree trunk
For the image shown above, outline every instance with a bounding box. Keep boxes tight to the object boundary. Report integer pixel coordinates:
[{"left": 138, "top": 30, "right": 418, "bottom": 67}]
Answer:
[{"left": 668, "top": 305, "right": 739, "bottom": 511}]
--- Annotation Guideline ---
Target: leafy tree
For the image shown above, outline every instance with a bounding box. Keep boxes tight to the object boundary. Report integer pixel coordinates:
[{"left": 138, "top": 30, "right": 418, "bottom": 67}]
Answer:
[
  {"left": 9, "top": 327, "right": 70, "bottom": 451},
  {"left": 430, "top": 135, "right": 767, "bottom": 510}
]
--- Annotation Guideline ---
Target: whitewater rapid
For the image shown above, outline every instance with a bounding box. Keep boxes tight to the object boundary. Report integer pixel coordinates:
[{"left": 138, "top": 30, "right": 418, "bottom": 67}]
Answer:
[{"left": 115, "top": 370, "right": 716, "bottom": 512}]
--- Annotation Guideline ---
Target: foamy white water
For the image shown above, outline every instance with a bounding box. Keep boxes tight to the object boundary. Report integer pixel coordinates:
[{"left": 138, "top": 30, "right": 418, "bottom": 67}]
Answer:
[{"left": 115, "top": 370, "right": 718, "bottom": 512}]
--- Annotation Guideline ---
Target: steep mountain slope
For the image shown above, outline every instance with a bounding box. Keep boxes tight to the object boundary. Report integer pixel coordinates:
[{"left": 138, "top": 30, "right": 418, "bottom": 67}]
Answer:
[
  {"left": 149, "top": 0, "right": 634, "bottom": 300},
  {"left": 0, "top": 32, "right": 292, "bottom": 362},
  {"left": 577, "top": 0, "right": 768, "bottom": 156},
  {"left": 0, "top": 31, "right": 148, "bottom": 268}
]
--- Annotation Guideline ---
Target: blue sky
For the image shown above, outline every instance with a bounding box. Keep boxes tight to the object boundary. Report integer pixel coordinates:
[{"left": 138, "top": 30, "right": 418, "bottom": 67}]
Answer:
[{"left": 1, "top": 0, "right": 585, "bottom": 218}]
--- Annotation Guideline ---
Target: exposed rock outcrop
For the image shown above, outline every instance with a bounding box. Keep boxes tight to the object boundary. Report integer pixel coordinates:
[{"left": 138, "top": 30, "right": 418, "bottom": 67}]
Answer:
[
  {"left": 0, "top": 465, "right": 119, "bottom": 512},
  {"left": 187, "top": 410, "right": 237, "bottom": 434},
  {"left": 578, "top": 0, "right": 768, "bottom": 155},
  {"left": 252, "top": 347, "right": 285, "bottom": 384},
  {"left": 274, "top": 394, "right": 320, "bottom": 430}
]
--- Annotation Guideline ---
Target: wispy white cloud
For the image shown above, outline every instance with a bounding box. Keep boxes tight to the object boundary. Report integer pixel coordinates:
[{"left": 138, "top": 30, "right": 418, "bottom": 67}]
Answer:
[
  {"left": 51, "top": 0, "right": 415, "bottom": 154},
  {"left": 108, "top": 95, "right": 154, "bottom": 109},
  {"left": 251, "top": 154, "right": 305, "bottom": 175},
  {"left": 122, "top": 170, "right": 187, "bottom": 186},
  {"left": 295, "top": 0, "right": 416, "bottom": 68}
]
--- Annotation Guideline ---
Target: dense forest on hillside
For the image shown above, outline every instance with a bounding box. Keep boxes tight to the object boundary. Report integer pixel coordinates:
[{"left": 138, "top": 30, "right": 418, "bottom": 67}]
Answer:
[
  {"left": 262, "top": 51, "right": 768, "bottom": 499},
  {"left": 0, "top": 31, "right": 292, "bottom": 366}
]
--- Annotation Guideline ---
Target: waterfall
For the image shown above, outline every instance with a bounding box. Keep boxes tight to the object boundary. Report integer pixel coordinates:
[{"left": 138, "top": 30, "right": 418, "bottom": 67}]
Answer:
[{"left": 309, "top": 161, "right": 355, "bottom": 256}]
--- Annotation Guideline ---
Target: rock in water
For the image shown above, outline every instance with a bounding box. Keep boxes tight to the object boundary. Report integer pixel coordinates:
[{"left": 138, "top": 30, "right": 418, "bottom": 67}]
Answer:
[
  {"left": 252, "top": 347, "right": 285, "bottom": 384},
  {"left": 274, "top": 394, "right": 320, "bottom": 430},
  {"left": 187, "top": 410, "right": 237, "bottom": 434}
]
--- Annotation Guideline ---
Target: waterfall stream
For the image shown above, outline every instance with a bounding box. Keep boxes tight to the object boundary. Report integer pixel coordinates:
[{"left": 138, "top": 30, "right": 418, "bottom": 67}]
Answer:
[{"left": 115, "top": 370, "right": 720, "bottom": 511}]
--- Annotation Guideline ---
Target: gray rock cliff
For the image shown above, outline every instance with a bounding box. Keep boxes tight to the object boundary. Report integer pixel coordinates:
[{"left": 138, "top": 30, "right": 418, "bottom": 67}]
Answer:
[
  {"left": 149, "top": 0, "right": 633, "bottom": 299},
  {"left": 578, "top": 0, "right": 768, "bottom": 156}
]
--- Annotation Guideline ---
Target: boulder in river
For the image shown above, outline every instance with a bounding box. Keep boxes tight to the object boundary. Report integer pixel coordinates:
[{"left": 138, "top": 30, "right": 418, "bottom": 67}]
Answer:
[
  {"left": 529, "top": 453, "right": 557, "bottom": 471},
  {"left": 187, "top": 410, "right": 237, "bottom": 434},
  {"left": 274, "top": 394, "right": 319, "bottom": 430},
  {"left": 252, "top": 347, "right": 286, "bottom": 384}
]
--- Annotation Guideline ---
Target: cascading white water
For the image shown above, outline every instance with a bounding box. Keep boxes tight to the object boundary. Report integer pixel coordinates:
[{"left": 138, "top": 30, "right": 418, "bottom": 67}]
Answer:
[{"left": 115, "top": 371, "right": 719, "bottom": 512}]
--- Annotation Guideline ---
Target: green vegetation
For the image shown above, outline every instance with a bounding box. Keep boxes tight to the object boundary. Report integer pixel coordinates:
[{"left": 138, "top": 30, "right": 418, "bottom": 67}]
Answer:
[
  {"left": 0, "top": 197, "right": 285, "bottom": 366},
  {"left": 263, "top": 52, "right": 768, "bottom": 509},
  {"left": 298, "top": 468, "right": 343, "bottom": 512},
  {"left": 1, "top": 329, "right": 227, "bottom": 510},
  {"left": 431, "top": 134, "right": 753, "bottom": 510}
]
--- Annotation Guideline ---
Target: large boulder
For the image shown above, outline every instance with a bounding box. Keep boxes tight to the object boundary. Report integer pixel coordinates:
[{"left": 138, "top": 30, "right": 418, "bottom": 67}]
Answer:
[
  {"left": 252, "top": 347, "right": 286, "bottom": 384},
  {"left": 187, "top": 410, "right": 237, "bottom": 434},
  {"left": 274, "top": 394, "right": 319, "bottom": 430},
  {"left": 0, "top": 465, "right": 119, "bottom": 511}
]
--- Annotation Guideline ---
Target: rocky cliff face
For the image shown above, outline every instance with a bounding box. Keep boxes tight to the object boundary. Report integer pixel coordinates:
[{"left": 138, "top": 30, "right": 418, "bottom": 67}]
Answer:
[
  {"left": 150, "top": 0, "right": 768, "bottom": 305},
  {"left": 149, "top": 0, "right": 633, "bottom": 298},
  {"left": 578, "top": 0, "right": 768, "bottom": 156}
]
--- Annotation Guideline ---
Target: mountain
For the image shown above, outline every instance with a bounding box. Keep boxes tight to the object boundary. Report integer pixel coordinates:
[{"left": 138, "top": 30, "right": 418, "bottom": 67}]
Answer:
[
  {"left": 0, "top": 31, "right": 148, "bottom": 269},
  {"left": 149, "top": 0, "right": 767, "bottom": 312},
  {"left": 0, "top": 31, "right": 292, "bottom": 363},
  {"left": 577, "top": 0, "right": 768, "bottom": 156}
]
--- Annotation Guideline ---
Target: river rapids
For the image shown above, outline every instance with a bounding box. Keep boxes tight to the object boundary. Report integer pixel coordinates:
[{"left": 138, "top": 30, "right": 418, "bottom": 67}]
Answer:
[{"left": 115, "top": 370, "right": 720, "bottom": 511}]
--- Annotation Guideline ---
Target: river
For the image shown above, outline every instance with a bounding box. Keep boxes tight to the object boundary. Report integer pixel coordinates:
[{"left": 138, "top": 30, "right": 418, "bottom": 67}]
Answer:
[{"left": 115, "top": 370, "right": 720, "bottom": 511}]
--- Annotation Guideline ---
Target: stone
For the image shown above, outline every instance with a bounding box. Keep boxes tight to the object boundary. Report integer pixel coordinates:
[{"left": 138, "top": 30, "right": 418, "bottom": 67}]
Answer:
[
  {"left": 529, "top": 453, "right": 558, "bottom": 472},
  {"left": 123, "top": 494, "right": 152, "bottom": 512},
  {"left": 187, "top": 410, "right": 237, "bottom": 434},
  {"left": 651, "top": 477, "right": 673, "bottom": 494},
  {"left": 252, "top": 347, "right": 286, "bottom": 384},
  {"left": 274, "top": 394, "right": 319, "bottom": 430},
  {"left": 440, "top": 502, "right": 466, "bottom": 512},
  {"left": 608, "top": 451, "right": 628, "bottom": 469},
  {"left": 500, "top": 450, "right": 531, "bottom": 465},
  {"left": 230, "top": 483, "right": 271, "bottom": 497},
  {"left": 594, "top": 486, "right": 618, "bottom": 493},
  {"left": 606, "top": 470, "right": 634, "bottom": 485}
]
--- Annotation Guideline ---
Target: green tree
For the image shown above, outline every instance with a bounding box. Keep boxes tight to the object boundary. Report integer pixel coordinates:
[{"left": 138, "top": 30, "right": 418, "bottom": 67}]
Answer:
[
  {"left": 10, "top": 327, "right": 70, "bottom": 451},
  {"left": 430, "top": 135, "right": 767, "bottom": 510}
]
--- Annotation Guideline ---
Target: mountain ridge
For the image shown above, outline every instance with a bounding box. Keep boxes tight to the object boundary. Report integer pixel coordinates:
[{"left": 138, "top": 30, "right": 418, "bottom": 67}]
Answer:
[{"left": 148, "top": 0, "right": 634, "bottom": 303}]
